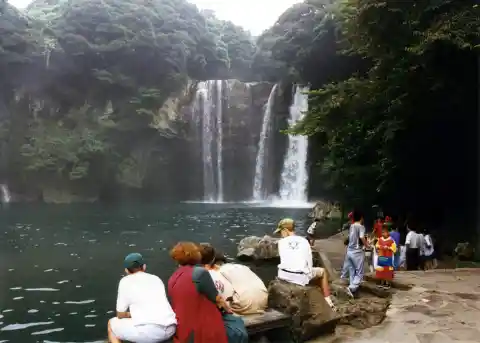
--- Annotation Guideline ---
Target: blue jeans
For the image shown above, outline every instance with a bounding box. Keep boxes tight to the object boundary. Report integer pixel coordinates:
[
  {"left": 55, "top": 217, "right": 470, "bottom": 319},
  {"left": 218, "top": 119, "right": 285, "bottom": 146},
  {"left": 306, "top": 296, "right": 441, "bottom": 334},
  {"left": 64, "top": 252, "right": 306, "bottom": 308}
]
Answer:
[
  {"left": 340, "top": 251, "right": 349, "bottom": 279},
  {"left": 346, "top": 249, "right": 365, "bottom": 292},
  {"left": 393, "top": 251, "right": 400, "bottom": 270}
]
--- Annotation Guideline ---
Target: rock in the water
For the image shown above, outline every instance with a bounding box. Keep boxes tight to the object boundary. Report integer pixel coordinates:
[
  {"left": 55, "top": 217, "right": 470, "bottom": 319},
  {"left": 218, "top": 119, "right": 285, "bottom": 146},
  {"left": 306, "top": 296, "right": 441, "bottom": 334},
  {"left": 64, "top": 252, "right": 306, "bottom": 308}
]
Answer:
[
  {"left": 237, "top": 235, "right": 279, "bottom": 261},
  {"left": 267, "top": 279, "right": 338, "bottom": 341},
  {"left": 309, "top": 201, "right": 341, "bottom": 221}
]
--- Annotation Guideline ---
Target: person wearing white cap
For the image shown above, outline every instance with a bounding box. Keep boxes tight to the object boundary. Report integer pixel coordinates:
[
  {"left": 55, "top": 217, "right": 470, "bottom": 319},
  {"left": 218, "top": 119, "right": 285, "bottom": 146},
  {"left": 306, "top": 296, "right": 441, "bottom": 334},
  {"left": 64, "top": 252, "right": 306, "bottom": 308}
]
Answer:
[{"left": 274, "top": 218, "right": 337, "bottom": 311}]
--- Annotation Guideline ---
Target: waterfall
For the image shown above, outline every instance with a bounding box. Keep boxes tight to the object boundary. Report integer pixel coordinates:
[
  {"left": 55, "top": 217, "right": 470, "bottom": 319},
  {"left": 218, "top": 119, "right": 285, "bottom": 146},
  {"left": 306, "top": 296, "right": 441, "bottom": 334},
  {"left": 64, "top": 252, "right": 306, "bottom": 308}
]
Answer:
[
  {"left": 215, "top": 80, "right": 224, "bottom": 202},
  {"left": 277, "top": 86, "right": 309, "bottom": 204},
  {"left": 252, "top": 84, "right": 277, "bottom": 200},
  {"left": 195, "top": 80, "right": 224, "bottom": 202},
  {"left": 0, "top": 184, "right": 11, "bottom": 204}
]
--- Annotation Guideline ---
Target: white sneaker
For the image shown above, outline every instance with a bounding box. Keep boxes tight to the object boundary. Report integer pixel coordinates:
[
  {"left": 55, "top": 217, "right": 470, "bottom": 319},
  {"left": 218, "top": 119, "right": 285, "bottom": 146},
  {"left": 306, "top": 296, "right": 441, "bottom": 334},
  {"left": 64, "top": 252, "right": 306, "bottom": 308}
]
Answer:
[{"left": 345, "top": 287, "right": 355, "bottom": 299}]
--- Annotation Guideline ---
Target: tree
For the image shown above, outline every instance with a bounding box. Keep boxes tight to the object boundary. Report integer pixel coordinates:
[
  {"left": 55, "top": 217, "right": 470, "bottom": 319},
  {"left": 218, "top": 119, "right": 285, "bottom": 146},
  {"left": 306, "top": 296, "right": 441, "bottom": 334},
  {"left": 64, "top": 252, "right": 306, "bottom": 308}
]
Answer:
[{"left": 293, "top": 0, "right": 479, "bottom": 220}]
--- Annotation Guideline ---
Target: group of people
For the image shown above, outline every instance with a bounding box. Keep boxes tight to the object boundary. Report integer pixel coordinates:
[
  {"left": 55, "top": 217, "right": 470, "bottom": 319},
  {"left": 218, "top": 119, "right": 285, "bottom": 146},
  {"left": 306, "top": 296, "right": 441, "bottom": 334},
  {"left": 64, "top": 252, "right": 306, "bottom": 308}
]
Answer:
[
  {"left": 340, "top": 210, "right": 438, "bottom": 296},
  {"left": 107, "top": 217, "right": 338, "bottom": 343},
  {"left": 108, "top": 243, "right": 264, "bottom": 343}
]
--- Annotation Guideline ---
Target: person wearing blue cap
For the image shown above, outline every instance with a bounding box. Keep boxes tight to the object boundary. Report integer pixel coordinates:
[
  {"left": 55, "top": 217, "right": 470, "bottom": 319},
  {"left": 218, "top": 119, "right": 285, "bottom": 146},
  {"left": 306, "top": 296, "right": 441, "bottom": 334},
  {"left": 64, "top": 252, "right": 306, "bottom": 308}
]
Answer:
[{"left": 108, "top": 253, "right": 177, "bottom": 343}]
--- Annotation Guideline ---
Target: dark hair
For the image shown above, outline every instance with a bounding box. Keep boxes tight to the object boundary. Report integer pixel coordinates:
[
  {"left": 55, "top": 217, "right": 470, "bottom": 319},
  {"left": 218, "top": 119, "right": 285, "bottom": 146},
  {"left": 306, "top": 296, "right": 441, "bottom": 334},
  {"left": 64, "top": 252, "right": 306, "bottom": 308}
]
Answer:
[
  {"left": 170, "top": 242, "right": 202, "bottom": 266},
  {"left": 127, "top": 263, "right": 144, "bottom": 274},
  {"left": 314, "top": 218, "right": 321, "bottom": 222},
  {"left": 199, "top": 243, "right": 216, "bottom": 265},
  {"left": 352, "top": 210, "right": 363, "bottom": 222},
  {"left": 214, "top": 250, "right": 227, "bottom": 264}
]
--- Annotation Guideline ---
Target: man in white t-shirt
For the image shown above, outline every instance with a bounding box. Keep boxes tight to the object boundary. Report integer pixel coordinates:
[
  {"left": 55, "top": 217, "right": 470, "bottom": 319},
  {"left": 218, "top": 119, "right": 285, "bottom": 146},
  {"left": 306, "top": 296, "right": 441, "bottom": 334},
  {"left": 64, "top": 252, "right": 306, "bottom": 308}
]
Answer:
[
  {"left": 108, "top": 253, "right": 177, "bottom": 343},
  {"left": 274, "top": 218, "right": 336, "bottom": 311}
]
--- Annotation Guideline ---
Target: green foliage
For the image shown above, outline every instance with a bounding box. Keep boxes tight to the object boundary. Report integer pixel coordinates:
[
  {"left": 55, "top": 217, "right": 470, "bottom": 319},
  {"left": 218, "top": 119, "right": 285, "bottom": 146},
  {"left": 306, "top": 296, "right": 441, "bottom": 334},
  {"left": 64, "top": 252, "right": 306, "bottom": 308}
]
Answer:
[
  {"left": 20, "top": 105, "right": 111, "bottom": 180},
  {"left": 292, "top": 0, "right": 479, "bottom": 210},
  {"left": 252, "top": 0, "right": 356, "bottom": 84},
  {"left": 0, "top": 0, "right": 257, "bottom": 192}
]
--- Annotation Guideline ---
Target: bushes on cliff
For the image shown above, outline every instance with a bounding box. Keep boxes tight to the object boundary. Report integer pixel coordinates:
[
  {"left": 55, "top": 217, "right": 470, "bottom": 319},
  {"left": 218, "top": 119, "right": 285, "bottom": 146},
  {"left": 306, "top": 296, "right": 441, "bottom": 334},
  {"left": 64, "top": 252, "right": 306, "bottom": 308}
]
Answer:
[
  {"left": 292, "top": 1, "right": 479, "bottom": 216},
  {"left": 0, "top": 0, "right": 256, "bottom": 196}
]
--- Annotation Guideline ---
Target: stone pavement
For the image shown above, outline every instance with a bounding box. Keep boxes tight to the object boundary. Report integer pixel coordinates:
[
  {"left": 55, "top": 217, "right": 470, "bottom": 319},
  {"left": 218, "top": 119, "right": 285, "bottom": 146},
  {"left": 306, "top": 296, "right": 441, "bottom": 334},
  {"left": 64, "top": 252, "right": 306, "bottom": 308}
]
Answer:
[{"left": 310, "top": 269, "right": 480, "bottom": 343}]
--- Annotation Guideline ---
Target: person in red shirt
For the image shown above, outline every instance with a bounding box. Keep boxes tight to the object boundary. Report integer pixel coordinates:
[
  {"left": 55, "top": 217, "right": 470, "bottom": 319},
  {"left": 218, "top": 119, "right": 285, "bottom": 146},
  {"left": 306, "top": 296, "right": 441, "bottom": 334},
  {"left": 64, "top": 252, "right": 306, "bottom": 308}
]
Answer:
[
  {"left": 168, "top": 242, "right": 231, "bottom": 343},
  {"left": 375, "top": 225, "right": 397, "bottom": 288}
]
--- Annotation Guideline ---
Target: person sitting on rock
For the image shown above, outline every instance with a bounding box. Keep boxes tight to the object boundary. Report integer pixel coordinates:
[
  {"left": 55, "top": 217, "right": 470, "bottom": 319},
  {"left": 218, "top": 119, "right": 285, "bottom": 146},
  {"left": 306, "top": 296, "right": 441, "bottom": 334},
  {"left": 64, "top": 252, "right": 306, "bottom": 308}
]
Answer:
[
  {"left": 273, "top": 218, "right": 337, "bottom": 311},
  {"left": 108, "top": 253, "right": 176, "bottom": 343},
  {"left": 201, "top": 244, "right": 268, "bottom": 315}
]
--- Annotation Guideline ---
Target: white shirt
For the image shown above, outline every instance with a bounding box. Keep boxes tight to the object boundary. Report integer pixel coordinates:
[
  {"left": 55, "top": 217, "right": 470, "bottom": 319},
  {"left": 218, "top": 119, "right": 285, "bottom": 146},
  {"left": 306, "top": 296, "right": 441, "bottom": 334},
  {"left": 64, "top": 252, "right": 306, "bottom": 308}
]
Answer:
[
  {"left": 208, "top": 269, "right": 235, "bottom": 301},
  {"left": 307, "top": 222, "right": 317, "bottom": 235},
  {"left": 347, "top": 222, "right": 366, "bottom": 251},
  {"left": 219, "top": 263, "right": 267, "bottom": 298},
  {"left": 116, "top": 272, "right": 177, "bottom": 326},
  {"left": 405, "top": 230, "right": 422, "bottom": 249},
  {"left": 423, "top": 234, "right": 434, "bottom": 256},
  {"left": 277, "top": 235, "right": 313, "bottom": 286}
]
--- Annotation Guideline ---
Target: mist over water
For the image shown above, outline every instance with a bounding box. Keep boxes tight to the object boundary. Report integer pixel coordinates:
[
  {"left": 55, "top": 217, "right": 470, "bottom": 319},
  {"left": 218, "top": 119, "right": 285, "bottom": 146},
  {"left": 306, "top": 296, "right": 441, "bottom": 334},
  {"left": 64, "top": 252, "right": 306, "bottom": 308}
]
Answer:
[{"left": 0, "top": 202, "right": 316, "bottom": 342}]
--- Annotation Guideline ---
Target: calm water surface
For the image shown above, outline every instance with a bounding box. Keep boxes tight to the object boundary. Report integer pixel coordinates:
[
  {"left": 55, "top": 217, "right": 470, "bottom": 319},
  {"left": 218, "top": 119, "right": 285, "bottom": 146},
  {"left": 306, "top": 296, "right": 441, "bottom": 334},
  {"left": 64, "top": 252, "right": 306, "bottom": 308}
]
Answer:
[{"left": 0, "top": 202, "right": 315, "bottom": 342}]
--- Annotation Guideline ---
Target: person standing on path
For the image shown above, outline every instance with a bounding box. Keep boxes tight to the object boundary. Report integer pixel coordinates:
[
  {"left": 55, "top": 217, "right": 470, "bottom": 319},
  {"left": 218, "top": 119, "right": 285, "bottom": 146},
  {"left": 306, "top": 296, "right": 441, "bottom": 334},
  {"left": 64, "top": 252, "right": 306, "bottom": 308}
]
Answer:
[
  {"left": 405, "top": 224, "right": 422, "bottom": 270},
  {"left": 274, "top": 218, "right": 337, "bottom": 311},
  {"left": 375, "top": 226, "right": 397, "bottom": 288},
  {"left": 389, "top": 222, "right": 401, "bottom": 270},
  {"left": 108, "top": 253, "right": 177, "bottom": 343},
  {"left": 345, "top": 210, "right": 369, "bottom": 298},
  {"left": 422, "top": 228, "right": 436, "bottom": 270},
  {"left": 340, "top": 212, "right": 354, "bottom": 280},
  {"left": 306, "top": 217, "right": 320, "bottom": 247}
]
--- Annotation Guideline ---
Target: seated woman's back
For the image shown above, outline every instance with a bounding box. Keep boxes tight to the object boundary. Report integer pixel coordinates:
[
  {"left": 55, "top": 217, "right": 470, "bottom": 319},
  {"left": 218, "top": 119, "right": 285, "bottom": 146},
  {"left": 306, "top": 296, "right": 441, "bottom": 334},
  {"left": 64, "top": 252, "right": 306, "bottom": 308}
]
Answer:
[{"left": 219, "top": 263, "right": 268, "bottom": 315}]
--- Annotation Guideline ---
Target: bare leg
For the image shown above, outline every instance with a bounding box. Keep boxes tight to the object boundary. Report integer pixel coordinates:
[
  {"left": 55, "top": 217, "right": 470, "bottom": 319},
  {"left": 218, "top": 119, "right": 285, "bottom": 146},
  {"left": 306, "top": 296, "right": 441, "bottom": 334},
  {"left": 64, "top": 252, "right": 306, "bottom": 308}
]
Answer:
[
  {"left": 311, "top": 272, "right": 337, "bottom": 310},
  {"left": 108, "top": 319, "right": 122, "bottom": 343}
]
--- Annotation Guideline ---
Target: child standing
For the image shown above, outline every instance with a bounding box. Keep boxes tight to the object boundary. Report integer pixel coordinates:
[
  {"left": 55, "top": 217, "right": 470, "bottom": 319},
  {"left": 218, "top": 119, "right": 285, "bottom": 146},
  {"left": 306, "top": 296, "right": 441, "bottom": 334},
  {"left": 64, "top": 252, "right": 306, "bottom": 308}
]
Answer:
[
  {"left": 306, "top": 218, "right": 320, "bottom": 247},
  {"left": 375, "top": 226, "right": 397, "bottom": 288}
]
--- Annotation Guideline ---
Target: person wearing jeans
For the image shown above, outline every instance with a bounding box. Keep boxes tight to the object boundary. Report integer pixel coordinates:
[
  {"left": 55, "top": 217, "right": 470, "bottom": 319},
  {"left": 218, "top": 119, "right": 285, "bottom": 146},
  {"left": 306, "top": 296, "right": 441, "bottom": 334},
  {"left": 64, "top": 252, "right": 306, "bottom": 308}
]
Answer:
[
  {"left": 389, "top": 225, "right": 401, "bottom": 270},
  {"left": 340, "top": 212, "right": 354, "bottom": 280},
  {"left": 345, "top": 210, "right": 369, "bottom": 298}
]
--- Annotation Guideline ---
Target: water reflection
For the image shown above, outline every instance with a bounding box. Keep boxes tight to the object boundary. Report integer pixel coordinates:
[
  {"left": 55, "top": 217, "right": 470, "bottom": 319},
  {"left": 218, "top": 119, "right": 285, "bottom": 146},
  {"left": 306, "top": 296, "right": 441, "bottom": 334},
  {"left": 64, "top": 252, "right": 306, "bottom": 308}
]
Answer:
[{"left": 0, "top": 202, "right": 313, "bottom": 342}]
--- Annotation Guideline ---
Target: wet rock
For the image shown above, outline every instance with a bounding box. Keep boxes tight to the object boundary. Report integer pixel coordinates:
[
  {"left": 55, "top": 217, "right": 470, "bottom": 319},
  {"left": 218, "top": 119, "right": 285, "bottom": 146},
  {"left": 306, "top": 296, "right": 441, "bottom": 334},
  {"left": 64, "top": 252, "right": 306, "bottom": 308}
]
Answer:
[
  {"left": 237, "top": 235, "right": 279, "bottom": 261},
  {"left": 309, "top": 201, "right": 341, "bottom": 221},
  {"left": 267, "top": 279, "right": 338, "bottom": 341},
  {"left": 454, "top": 242, "right": 475, "bottom": 260},
  {"left": 336, "top": 293, "right": 390, "bottom": 330}
]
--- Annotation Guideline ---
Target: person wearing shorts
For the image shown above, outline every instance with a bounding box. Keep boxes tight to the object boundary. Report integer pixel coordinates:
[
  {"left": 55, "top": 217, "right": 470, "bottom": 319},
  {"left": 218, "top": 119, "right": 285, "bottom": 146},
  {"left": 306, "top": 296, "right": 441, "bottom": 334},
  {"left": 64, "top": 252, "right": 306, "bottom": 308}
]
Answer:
[
  {"left": 274, "top": 218, "right": 337, "bottom": 312},
  {"left": 108, "top": 253, "right": 177, "bottom": 343}
]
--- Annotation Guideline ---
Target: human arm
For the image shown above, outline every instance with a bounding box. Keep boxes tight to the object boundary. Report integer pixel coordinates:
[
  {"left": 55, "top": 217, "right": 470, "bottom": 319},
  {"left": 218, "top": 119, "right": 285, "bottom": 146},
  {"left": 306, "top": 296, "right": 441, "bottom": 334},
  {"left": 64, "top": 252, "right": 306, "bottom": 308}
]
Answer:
[
  {"left": 306, "top": 240, "right": 314, "bottom": 271},
  {"left": 391, "top": 241, "right": 397, "bottom": 254},
  {"left": 405, "top": 231, "right": 413, "bottom": 248},
  {"left": 192, "top": 266, "right": 232, "bottom": 313},
  {"left": 425, "top": 235, "right": 432, "bottom": 248},
  {"left": 359, "top": 225, "right": 369, "bottom": 248},
  {"left": 116, "top": 279, "right": 131, "bottom": 319}
]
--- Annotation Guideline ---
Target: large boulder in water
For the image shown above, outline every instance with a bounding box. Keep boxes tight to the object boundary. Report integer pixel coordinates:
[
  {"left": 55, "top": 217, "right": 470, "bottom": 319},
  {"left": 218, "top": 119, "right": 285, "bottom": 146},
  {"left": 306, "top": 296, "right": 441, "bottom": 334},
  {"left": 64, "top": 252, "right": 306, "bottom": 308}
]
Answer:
[
  {"left": 237, "top": 235, "right": 279, "bottom": 261},
  {"left": 267, "top": 279, "right": 338, "bottom": 341}
]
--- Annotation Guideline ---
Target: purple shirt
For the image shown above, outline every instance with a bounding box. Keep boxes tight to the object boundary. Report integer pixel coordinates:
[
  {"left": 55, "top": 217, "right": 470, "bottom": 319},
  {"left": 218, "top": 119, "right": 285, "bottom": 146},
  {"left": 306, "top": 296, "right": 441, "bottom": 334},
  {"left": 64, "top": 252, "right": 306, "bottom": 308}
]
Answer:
[{"left": 390, "top": 231, "right": 401, "bottom": 249}]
